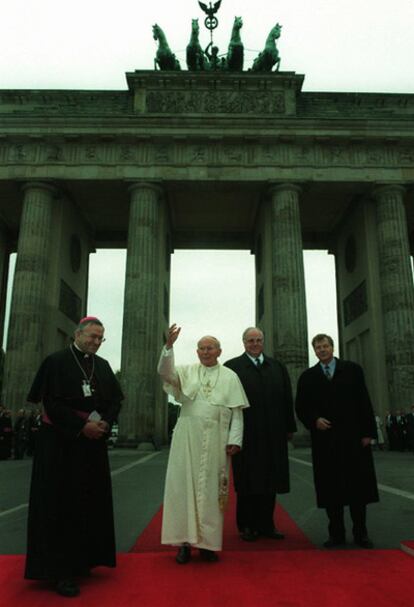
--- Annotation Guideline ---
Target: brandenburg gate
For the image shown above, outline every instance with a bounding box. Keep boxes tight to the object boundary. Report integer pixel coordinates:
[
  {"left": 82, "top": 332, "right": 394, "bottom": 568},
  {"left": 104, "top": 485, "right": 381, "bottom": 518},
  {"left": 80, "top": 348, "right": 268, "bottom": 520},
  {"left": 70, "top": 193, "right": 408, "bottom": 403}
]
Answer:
[{"left": 1, "top": 65, "right": 414, "bottom": 446}]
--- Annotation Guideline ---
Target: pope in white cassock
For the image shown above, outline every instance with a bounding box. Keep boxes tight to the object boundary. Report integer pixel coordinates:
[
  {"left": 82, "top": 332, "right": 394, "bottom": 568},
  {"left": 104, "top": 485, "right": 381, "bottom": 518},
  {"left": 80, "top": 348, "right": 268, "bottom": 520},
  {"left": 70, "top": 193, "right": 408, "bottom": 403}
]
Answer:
[{"left": 158, "top": 324, "right": 250, "bottom": 564}]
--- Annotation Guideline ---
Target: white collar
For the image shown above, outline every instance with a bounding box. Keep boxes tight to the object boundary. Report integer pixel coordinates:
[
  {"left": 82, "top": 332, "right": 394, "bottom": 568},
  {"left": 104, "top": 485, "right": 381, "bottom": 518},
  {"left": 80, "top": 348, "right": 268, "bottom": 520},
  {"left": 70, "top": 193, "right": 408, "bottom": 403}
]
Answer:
[
  {"left": 246, "top": 352, "right": 264, "bottom": 364},
  {"left": 73, "top": 342, "right": 89, "bottom": 357}
]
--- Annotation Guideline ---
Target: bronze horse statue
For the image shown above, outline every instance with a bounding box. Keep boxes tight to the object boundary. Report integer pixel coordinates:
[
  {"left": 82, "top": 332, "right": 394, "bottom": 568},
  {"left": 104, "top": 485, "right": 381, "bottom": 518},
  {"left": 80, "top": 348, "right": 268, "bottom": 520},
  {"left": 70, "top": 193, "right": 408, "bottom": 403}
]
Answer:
[
  {"left": 186, "top": 18, "right": 209, "bottom": 70},
  {"left": 225, "top": 16, "right": 244, "bottom": 71},
  {"left": 251, "top": 23, "right": 282, "bottom": 72},
  {"left": 152, "top": 24, "right": 181, "bottom": 71}
]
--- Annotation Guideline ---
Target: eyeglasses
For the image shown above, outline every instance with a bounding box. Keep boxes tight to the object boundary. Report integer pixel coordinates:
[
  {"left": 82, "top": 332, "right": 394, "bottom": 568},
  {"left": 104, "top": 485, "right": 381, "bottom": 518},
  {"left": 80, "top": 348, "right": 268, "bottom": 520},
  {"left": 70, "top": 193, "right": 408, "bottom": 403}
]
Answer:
[{"left": 82, "top": 333, "right": 106, "bottom": 343}]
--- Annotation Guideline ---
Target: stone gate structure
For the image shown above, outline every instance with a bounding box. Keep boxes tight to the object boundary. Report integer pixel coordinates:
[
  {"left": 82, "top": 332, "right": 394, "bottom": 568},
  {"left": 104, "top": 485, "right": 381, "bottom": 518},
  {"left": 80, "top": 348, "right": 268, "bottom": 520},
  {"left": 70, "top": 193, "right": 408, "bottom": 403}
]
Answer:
[{"left": 0, "top": 70, "right": 413, "bottom": 446}]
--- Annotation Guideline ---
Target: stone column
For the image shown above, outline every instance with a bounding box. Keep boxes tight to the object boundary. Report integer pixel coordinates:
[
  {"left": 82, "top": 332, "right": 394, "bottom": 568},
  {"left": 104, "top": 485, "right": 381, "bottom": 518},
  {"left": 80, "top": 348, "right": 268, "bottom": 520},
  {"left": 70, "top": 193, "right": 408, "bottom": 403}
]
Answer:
[
  {"left": 2, "top": 183, "right": 55, "bottom": 414},
  {"left": 372, "top": 184, "right": 414, "bottom": 410},
  {"left": 119, "top": 183, "right": 164, "bottom": 448},
  {"left": 269, "top": 184, "right": 308, "bottom": 390}
]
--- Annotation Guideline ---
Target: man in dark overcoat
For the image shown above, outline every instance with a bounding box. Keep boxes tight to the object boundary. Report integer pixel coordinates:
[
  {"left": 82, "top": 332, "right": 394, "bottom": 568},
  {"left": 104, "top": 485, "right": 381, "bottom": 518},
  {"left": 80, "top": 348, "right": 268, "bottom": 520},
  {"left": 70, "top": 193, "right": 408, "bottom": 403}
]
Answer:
[
  {"left": 25, "top": 316, "right": 123, "bottom": 597},
  {"left": 295, "top": 333, "right": 379, "bottom": 549},
  {"left": 224, "top": 327, "right": 296, "bottom": 541}
]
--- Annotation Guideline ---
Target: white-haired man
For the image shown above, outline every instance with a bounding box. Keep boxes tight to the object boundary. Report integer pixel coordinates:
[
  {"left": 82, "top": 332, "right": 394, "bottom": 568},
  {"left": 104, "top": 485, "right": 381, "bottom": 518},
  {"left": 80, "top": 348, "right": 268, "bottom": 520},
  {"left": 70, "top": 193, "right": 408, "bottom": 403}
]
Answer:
[
  {"left": 158, "top": 324, "right": 249, "bottom": 564},
  {"left": 224, "top": 327, "right": 296, "bottom": 541}
]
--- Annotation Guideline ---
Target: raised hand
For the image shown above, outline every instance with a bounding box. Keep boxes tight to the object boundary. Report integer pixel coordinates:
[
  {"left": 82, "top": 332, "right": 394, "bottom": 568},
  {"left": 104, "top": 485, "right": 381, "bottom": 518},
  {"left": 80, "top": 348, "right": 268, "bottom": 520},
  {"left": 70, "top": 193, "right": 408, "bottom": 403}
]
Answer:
[{"left": 166, "top": 324, "right": 181, "bottom": 349}]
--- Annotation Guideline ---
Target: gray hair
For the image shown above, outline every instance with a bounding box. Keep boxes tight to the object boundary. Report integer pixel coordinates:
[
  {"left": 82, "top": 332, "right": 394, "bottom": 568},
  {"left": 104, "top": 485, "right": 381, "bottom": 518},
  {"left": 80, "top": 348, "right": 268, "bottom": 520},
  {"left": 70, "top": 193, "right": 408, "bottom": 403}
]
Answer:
[
  {"left": 242, "top": 327, "right": 264, "bottom": 341},
  {"left": 197, "top": 335, "right": 221, "bottom": 349},
  {"left": 76, "top": 317, "right": 104, "bottom": 332}
]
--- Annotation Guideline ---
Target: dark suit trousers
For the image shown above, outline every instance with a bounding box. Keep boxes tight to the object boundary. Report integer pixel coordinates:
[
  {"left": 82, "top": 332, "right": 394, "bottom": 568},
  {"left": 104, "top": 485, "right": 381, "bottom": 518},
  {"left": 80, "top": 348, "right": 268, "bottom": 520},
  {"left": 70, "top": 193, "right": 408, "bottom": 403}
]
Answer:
[
  {"left": 326, "top": 503, "right": 368, "bottom": 541},
  {"left": 236, "top": 494, "right": 276, "bottom": 533}
]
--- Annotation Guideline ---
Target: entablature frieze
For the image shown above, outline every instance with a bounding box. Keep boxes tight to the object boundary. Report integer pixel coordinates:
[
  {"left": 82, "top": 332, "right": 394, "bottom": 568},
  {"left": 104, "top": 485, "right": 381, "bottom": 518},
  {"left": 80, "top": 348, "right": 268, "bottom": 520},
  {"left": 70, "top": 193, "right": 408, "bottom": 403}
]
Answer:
[{"left": 0, "top": 139, "right": 413, "bottom": 171}]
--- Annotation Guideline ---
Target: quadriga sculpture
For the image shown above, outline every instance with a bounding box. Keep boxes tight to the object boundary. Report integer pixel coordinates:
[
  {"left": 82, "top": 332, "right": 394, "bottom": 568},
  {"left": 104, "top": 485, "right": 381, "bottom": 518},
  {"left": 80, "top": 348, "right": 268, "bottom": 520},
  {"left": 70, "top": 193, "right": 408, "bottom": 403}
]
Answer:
[
  {"left": 251, "top": 23, "right": 282, "bottom": 72},
  {"left": 152, "top": 24, "right": 181, "bottom": 71}
]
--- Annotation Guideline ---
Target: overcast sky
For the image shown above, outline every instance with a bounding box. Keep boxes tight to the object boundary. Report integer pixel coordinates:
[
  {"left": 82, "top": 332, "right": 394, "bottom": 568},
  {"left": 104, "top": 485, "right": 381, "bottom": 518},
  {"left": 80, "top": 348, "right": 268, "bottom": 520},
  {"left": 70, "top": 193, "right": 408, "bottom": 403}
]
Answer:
[
  {"left": 1, "top": 0, "right": 413, "bottom": 92},
  {"left": 2, "top": 0, "right": 414, "bottom": 369}
]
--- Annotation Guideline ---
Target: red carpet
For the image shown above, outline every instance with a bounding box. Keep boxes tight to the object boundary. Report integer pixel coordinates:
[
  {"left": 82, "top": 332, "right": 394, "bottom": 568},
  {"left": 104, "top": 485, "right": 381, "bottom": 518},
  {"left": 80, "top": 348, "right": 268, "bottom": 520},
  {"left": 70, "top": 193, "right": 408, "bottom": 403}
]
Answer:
[
  {"left": 131, "top": 486, "right": 314, "bottom": 552},
  {"left": 131, "top": 503, "right": 314, "bottom": 552},
  {"left": 2, "top": 550, "right": 414, "bottom": 606},
  {"left": 4, "top": 486, "right": 413, "bottom": 605}
]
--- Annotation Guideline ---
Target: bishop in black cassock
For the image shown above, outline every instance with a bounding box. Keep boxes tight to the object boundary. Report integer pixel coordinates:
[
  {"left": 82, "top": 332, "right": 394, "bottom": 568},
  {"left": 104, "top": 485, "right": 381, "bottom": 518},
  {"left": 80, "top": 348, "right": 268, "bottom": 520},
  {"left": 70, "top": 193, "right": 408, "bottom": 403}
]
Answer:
[{"left": 24, "top": 317, "right": 123, "bottom": 597}]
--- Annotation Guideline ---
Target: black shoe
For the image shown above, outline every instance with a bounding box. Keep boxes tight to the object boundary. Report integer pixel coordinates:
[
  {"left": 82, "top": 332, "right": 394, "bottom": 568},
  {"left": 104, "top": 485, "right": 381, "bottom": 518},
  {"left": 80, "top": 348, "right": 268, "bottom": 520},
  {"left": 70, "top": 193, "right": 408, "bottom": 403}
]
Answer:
[
  {"left": 176, "top": 544, "right": 191, "bottom": 564},
  {"left": 323, "top": 537, "right": 346, "bottom": 548},
  {"left": 262, "top": 528, "right": 285, "bottom": 540},
  {"left": 240, "top": 527, "right": 259, "bottom": 542},
  {"left": 354, "top": 536, "right": 374, "bottom": 549},
  {"left": 199, "top": 549, "right": 219, "bottom": 562},
  {"left": 55, "top": 578, "right": 80, "bottom": 597}
]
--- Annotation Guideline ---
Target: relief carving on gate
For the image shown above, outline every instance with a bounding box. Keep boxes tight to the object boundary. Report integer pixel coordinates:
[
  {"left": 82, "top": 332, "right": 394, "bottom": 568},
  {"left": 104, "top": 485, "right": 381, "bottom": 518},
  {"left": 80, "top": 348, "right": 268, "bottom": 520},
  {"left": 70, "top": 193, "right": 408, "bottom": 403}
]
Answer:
[{"left": 145, "top": 90, "right": 285, "bottom": 114}]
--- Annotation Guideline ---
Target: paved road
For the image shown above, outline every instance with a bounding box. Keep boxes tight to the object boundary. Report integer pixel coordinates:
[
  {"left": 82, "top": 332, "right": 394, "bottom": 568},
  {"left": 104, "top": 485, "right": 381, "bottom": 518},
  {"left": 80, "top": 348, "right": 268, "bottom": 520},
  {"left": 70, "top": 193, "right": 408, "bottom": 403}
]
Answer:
[
  {"left": 280, "top": 448, "right": 414, "bottom": 549},
  {"left": 1, "top": 447, "right": 413, "bottom": 555}
]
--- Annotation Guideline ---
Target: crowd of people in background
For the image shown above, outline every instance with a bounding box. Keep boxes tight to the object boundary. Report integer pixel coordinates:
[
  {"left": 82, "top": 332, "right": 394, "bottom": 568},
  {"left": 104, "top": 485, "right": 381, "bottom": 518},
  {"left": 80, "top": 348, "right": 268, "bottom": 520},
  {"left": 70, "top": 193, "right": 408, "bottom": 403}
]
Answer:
[
  {"left": 385, "top": 407, "right": 414, "bottom": 452},
  {"left": 0, "top": 405, "right": 42, "bottom": 460},
  {"left": 0, "top": 403, "right": 121, "bottom": 461}
]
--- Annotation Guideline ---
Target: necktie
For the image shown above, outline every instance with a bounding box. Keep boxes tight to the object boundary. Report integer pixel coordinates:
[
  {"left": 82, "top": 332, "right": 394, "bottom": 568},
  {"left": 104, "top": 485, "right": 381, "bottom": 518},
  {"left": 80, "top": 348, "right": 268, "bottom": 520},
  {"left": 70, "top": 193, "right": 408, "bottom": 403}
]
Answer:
[
  {"left": 255, "top": 358, "right": 262, "bottom": 368},
  {"left": 324, "top": 365, "right": 332, "bottom": 380}
]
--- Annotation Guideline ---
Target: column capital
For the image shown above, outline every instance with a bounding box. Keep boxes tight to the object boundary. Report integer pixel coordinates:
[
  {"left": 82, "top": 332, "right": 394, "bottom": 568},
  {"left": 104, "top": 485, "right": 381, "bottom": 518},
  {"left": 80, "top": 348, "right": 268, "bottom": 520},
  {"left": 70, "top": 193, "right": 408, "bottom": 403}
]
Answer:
[
  {"left": 128, "top": 181, "right": 164, "bottom": 198},
  {"left": 20, "top": 181, "right": 58, "bottom": 196},
  {"left": 371, "top": 183, "right": 406, "bottom": 201},
  {"left": 267, "top": 182, "right": 302, "bottom": 197}
]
